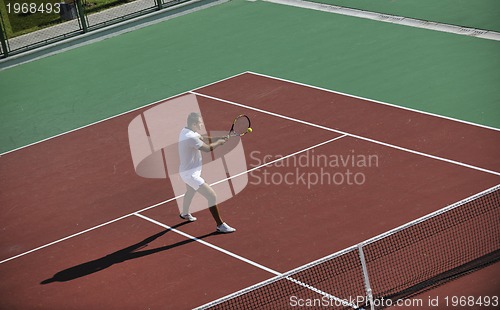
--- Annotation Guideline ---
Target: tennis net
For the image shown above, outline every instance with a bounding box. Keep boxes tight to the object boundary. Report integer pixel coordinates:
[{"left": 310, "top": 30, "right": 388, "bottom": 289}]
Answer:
[{"left": 196, "top": 184, "right": 500, "bottom": 310}]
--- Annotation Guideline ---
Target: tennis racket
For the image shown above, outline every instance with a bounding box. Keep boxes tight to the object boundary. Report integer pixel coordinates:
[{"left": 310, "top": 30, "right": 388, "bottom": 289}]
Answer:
[{"left": 227, "top": 114, "right": 252, "bottom": 138}]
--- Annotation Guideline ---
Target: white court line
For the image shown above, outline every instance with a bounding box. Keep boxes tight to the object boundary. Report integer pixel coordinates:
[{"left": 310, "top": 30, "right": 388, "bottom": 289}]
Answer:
[
  {"left": 245, "top": 71, "right": 500, "bottom": 132},
  {"left": 1, "top": 64, "right": 495, "bottom": 306},
  {"left": 2, "top": 72, "right": 497, "bottom": 260},
  {"left": 2, "top": 69, "right": 498, "bottom": 157},
  {"left": 0, "top": 71, "right": 249, "bottom": 157},
  {"left": 190, "top": 91, "right": 500, "bottom": 176},
  {"left": 212, "top": 135, "right": 346, "bottom": 186},
  {"left": 0, "top": 95, "right": 175, "bottom": 157},
  {"left": 0, "top": 196, "right": 181, "bottom": 265},
  {"left": 193, "top": 183, "right": 500, "bottom": 309},
  {"left": 134, "top": 213, "right": 279, "bottom": 275},
  {"left": 0, "top": 136, "right": 344, "bottom": 265},
  {"left": 134, "top": 213, "right": 358, "bottom": 309},
  {"left": 263, "top": 0, "right": 500, "bottom": 42}
]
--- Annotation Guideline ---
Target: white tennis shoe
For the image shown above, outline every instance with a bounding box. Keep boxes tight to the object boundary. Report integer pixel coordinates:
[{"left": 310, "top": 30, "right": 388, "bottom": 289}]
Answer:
[
  {"left": 179, "top": 213, "right": 197, "bottom": 222},
  {"left": 217, "top": 223, "right": 236, "bottom": 233}
]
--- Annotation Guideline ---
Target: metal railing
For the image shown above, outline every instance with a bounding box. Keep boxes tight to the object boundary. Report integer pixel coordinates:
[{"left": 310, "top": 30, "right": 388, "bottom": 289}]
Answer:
[{"left": 0, "top": 0, "right": 189, "bottom": 58}]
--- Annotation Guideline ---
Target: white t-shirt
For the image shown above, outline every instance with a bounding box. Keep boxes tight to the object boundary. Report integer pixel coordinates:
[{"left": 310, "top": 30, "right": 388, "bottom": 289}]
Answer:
[{"left": 178, "top": 128, "right": 204, "bottom": 174}]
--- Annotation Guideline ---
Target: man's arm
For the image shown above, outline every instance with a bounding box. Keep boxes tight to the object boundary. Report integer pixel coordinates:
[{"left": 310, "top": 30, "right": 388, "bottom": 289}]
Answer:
[
  {"left": 200, "top": 134, "right": 227, "bottom": 142},
  {"left": 198, "top": 138, "right": 227, "bottom": 152}
]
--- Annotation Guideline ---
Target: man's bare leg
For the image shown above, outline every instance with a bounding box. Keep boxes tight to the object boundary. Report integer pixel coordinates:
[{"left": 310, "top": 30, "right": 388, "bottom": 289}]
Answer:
[
  {"left": 182, "top": 184, "right": 196, "bottom": 215},
  {"left": 197, "top": 183, "right": 224, "bottom": 226}
]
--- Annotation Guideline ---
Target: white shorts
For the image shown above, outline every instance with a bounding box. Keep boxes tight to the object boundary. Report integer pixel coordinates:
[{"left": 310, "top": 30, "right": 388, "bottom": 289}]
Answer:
[{"left": 180, "top": 170, "right": 205, "bottom": 191}]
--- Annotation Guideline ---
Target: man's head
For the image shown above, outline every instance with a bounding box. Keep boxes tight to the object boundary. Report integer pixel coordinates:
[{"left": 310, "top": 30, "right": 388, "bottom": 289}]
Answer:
[{"left": 187, "top": 112, "right": 203, "bottom": 132}]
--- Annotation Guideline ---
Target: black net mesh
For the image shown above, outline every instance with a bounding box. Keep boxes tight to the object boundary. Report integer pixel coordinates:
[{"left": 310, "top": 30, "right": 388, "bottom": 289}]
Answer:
[
  {"left": 198, "top": 186, "right": 500, "bottom": 310},
  {"left": 208, "top": 248, "right": 366, "bottom": 310},
  {"left": 364, "top": 188, "right": 500, "bottom": 307}
]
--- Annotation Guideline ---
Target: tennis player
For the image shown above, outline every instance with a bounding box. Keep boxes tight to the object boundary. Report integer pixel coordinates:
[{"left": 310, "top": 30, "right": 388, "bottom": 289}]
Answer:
[{"left": 178, "top": 112, "right": 236, "bottom": 233}]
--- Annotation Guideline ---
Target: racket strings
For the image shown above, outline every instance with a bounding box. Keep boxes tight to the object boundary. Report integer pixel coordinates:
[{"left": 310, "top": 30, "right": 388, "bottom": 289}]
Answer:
[{"left": 233, "top": 117, "right": 250, "bottom": 135}]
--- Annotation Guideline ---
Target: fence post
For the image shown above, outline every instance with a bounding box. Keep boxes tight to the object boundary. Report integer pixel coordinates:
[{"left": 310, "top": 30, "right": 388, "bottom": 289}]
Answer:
[
  {"left": 155, "top": 0, "right": 163, "bottom": 11},
  {"left": 75, "top": 0, "right": 88, "bottom": 33},
  {"left": 0, "top": 12, "right": 9, "bottom": 58}
]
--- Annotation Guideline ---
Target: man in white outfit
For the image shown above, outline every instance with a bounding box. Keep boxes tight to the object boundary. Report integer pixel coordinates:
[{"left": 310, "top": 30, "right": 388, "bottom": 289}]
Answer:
[{"left": 178, "top": 112, "right": 236, "bottom": 233}]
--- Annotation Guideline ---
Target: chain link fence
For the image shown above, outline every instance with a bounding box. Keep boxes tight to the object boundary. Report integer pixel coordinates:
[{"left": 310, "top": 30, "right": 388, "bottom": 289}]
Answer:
[{"left": 0, "top": 0, "right": 190, "bottom": 57}]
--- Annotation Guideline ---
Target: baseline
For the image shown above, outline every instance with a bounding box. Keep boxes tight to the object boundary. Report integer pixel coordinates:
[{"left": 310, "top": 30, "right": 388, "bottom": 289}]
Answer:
[{"left": 246, "top": 71, "right": 500, "bottom": 132}]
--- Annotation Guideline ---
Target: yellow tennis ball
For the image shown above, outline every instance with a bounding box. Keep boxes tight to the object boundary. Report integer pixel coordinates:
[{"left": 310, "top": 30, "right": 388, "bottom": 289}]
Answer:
[{"left": 247, "top": 127, "right": 253, "bottom": 133}]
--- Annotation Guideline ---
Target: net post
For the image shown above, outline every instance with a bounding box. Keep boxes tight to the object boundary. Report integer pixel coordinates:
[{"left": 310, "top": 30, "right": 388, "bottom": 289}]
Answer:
[{"left": 358, "top": 243, "right": 375, "bottom": 310}]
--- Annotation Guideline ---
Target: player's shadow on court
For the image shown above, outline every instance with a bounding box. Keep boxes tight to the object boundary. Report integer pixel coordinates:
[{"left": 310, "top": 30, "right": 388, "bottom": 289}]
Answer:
[{"left": 40, "top": 222, "right": 218, "bottom": 284}]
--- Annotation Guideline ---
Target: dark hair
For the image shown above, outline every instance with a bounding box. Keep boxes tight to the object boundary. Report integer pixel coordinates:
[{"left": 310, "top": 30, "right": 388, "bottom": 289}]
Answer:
[{"left": 187, "top": 112, "right": 201, "bottom": 126}]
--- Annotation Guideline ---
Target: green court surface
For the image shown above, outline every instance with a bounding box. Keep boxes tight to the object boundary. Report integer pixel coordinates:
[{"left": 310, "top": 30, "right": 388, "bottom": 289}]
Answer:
[
  {"left": 1, "top": 0, "right": 499, "bottom": 153},
  {"left": 311, "top": 0, "right": 500, "bottom": 32}
]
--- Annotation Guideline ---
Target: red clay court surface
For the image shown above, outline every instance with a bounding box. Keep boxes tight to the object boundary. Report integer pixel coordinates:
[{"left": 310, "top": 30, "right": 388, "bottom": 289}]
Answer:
[{"left": 0, "top": 72, "right": 499, "bottom": 309}]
